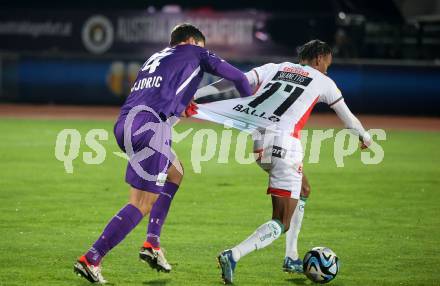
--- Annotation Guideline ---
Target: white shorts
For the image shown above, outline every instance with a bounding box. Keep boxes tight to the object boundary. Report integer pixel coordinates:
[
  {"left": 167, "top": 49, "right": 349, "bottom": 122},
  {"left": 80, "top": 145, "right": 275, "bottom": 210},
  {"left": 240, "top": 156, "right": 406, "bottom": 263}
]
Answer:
[{"left": 254, "top": 135, "right": 303, "bottom": 199}]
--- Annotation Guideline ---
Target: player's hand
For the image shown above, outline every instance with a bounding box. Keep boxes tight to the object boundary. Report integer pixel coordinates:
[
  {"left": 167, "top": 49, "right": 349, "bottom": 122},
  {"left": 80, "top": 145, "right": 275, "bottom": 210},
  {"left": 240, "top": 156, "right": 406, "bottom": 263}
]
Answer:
[
  {"left": 359, "top": 133, "right": 371, "bottom": 150},
  {"left": 359, "top": 141, "right": 369, "bottom": 150},
  {"left": 183, "top": 102, "right": 198, "bottom": 118}
]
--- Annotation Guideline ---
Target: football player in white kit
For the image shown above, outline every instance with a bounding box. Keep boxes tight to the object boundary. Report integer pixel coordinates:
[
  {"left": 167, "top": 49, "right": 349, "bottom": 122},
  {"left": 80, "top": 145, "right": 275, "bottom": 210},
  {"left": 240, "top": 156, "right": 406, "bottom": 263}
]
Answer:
[{"left": 191, "top": 39, "right": 371, "bottom": 284}]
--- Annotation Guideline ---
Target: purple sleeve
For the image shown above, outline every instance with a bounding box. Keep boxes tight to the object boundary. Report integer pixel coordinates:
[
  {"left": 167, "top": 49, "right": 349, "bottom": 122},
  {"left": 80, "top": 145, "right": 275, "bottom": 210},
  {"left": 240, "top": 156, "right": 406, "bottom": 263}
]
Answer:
[{"left": 201, "top": 50, "right": 252, "bottom": 97}]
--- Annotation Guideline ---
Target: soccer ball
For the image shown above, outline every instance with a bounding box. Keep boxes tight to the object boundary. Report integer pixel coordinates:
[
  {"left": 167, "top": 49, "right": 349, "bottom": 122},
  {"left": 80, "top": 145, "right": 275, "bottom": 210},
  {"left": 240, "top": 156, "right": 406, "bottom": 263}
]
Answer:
[{"left": 303, "top": 247, "right": 339, "bottom": 284}]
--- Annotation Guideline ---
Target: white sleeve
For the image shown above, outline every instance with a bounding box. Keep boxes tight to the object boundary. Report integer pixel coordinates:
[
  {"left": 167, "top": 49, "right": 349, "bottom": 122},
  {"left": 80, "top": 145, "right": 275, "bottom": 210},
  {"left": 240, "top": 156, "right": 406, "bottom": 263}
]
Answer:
[
  {"left": 193, "top": 79, "right": 228, "bottom": 100},
  {"left": 253, "top": 63, "right": 277, "bottom": 86},
  {"left": 245, "top": 70, "right": 259, "bottom": 90},
  {"left": 194, "top": 70, "right": 258, "bottom": 100},
  {"left": 193, "top": 62, "right": 275, "bottom": 101},
  {"left": 319, "top": 78, "right": 344, "bottom": 106},
  {"left": 331, "top": 99, "right": 371, "bottom": 143}
]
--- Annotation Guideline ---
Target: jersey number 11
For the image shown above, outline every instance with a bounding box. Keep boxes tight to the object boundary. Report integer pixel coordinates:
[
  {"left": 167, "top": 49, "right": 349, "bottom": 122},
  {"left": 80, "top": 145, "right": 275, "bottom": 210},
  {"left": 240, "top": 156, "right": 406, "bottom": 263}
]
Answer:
[{"left": 248, "top": 82, "right": 305, "bottom": 117}]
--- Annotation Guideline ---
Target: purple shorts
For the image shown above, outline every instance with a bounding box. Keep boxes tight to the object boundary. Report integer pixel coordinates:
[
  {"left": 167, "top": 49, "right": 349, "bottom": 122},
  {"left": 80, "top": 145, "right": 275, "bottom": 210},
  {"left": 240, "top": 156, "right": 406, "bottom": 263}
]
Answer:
[{"left": 114, "top": 111, "right": 174, "bottom": 194}]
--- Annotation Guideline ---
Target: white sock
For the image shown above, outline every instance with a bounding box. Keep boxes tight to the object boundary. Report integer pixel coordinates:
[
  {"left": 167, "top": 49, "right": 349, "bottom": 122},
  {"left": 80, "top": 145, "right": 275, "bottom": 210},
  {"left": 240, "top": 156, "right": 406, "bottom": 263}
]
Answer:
[
  {"left": 285, "top": 198, "right": 306, "bottom": 260},
  {"left": 231, "top": 220, "right": 283, "bottom": 262}
]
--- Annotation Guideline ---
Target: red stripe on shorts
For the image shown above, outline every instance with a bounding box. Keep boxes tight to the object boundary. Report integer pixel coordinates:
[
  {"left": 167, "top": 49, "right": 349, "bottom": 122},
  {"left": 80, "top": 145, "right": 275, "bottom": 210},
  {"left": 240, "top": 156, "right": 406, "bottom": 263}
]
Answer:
[{"left": 267, "top": 187, "right": 291, "bottom": 198}]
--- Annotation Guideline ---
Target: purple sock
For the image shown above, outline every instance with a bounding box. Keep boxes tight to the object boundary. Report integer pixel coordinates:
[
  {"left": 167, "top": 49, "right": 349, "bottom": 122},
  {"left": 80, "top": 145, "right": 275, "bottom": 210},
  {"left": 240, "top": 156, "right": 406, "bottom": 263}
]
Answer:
[
  {"left": 86, "top": 204, "right": 143, "bottom": 265},
  {"left": 146, "top": 182, "right": 179, "bottom": 248}
]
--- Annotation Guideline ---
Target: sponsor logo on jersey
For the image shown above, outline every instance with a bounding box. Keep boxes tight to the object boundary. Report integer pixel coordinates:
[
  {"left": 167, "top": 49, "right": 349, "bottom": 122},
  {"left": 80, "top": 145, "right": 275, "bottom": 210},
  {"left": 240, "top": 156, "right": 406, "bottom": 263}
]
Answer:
[
  {"left": 272, "top": 146, "right": 287, "bottom": 159},
  {"left": 282, "top": 66, "right": 309, "bottom": 76},
  {"left": 273, "top": 71, "right": 312, "bottom": 87},
  {"left": 232, "top": 104, "right": 280, "bottom": 122}
]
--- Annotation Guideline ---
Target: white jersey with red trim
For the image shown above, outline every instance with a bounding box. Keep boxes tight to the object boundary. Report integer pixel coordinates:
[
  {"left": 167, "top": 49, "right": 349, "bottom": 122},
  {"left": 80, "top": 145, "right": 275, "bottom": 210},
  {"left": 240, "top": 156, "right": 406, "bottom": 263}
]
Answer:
[
  {"left": 193, "top": 62, "right": 343, "bottom": 138},
  {"left": 192, "top": 62, "right": 369, "bottom": 199}
]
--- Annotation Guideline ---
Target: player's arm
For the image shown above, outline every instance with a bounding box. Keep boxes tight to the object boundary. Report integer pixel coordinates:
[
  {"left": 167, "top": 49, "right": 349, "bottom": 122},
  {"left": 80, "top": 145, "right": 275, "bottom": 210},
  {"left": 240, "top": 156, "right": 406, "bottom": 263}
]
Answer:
[
  {"left": 195, "top": 62, "right": 278, "bottom": 101},
  {"left": 213, "top": 62, "right": 252, "bottom": 97},
  {"left": 323, "top": 79, "right": 371, "bottom": 149},
  {"left": 194, "top": 70, "right": 258, "bottom": 101},
  {"left": 331, "top": 100, "right": 371, "bottom": 149},
  {"left": 200, "top": 50, "right": 252, "bottom": 98}
]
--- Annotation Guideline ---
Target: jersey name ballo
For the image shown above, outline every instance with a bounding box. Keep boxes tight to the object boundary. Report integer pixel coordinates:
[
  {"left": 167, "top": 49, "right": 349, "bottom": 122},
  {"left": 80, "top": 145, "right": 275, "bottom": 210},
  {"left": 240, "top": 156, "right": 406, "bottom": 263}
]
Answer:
[{"left": 194, "top": 62, "right": 343, "bottom": 138}]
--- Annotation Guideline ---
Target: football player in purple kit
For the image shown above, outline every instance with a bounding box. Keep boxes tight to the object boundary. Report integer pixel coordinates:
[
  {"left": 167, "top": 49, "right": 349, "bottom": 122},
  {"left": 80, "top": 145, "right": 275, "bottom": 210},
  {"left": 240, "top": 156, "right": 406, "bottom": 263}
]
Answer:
[{"left": 73, "top": 23, "right": 252, "bottom": 284}]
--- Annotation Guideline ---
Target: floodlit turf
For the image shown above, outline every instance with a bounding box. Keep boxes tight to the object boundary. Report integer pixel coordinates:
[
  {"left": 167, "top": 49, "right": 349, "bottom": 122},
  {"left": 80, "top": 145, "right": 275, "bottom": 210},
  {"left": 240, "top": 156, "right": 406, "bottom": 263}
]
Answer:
[{"left": 0, "top": 118, "right": 439, "bottom": 286}]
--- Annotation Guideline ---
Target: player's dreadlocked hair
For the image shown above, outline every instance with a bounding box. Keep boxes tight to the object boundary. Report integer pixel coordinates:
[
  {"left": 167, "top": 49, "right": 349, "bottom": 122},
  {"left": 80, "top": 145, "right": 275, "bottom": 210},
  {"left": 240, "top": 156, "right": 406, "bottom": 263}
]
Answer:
[
  {"left": 170, "top": 23, "right": 206, "bottom": 46},
  {"left": 297, "top": 39, "right": 332, "bottom": 61}
]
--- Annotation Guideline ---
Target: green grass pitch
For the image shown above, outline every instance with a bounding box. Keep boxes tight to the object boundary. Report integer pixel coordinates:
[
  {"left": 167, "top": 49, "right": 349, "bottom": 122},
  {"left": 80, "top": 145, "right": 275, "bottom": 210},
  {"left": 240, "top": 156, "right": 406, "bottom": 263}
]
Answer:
[{"left": 0, "top": 118, "right": 439, "bottom": 286}]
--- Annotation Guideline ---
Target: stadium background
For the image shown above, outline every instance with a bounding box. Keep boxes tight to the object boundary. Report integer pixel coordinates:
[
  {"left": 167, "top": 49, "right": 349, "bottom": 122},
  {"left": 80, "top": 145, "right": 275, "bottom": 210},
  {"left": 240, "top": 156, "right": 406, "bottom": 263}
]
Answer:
[{"left": 0, "top": 0, "right": 439, "bottom": 285}]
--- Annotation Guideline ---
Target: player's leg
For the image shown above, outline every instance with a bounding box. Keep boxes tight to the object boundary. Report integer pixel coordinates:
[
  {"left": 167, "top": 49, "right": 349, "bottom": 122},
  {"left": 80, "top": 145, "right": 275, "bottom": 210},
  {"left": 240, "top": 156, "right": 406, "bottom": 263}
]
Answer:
[
  {"left": 228, "top": 200, "right": 290, "bottom": 260},
  {"left": 283, "top": 174, "right": 311, "bottom": 273},
  {"left": 145, "top": 159, "right": 184, "bottom": 248},
  {"left": 75, "top": 114, "right": 171, "bottom": 283},
  {"left": 218, "top": 195, "right": 297, "bottom": 284},
  {"left": 218, "top": 140, "right": 303, "bottom": 284},
  {"left": 74, "top": 188, "right": 158, "bottom": 283},
  {"left": 229, "top": 195, "right": 297, "bottom": 260},
  {"left": 140, "top": 159, "right": 184, "bottom": 272}
]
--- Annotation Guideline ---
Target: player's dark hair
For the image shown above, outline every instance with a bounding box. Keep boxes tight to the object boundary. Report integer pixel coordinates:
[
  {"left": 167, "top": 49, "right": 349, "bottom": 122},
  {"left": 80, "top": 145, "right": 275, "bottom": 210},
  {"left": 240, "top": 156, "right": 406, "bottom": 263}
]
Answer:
[
  {"left": 297, "top": 39, "right": 332, "bottom": 61},
  {"left": 170, "top": 23, "right": 206, "bottom": 46}
]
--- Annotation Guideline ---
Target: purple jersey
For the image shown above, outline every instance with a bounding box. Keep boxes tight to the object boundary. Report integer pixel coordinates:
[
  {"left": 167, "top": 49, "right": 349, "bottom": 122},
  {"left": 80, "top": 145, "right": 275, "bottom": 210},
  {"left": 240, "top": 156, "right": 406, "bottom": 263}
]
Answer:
[
  {"left": 114, "top": 44, "right": 251, "bottom": 192},
  {"left": 119, "top": 44, "right": 251, "bottom": 120}
]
